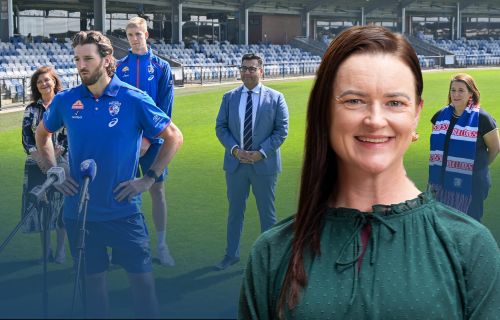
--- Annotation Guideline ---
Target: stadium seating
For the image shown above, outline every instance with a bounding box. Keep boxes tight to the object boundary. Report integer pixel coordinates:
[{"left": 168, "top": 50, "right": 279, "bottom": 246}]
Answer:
[
  {"left": 0, "top": 36, "right": 321, "bottom": 101},
  {"left": 150, "top": 40, "right": 322, "bottom": 82},
  {"left": 425, "top": 38, "right": 500, "bottom": 67},
  {"left": 0, "top": 38, "right": 78, "bottom": 101}
]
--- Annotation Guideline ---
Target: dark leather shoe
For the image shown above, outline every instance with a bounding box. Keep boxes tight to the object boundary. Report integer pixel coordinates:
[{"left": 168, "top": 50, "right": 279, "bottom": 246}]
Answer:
[{"left": 215, "top": 255, "right": 240, "bottom": 271}]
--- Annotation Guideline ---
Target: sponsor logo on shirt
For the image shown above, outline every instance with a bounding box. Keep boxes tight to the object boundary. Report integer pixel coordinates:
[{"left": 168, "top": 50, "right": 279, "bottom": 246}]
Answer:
[
  {"left": 152, "top": 114, "right": 163, "bottom": 126},
  {"left": 72, "top": 110, "right": 82, "bottom": 119},
  {"left": 108, "top": 118, "right": 119, "bottom": 127},
  {"left": 108, "top": 101, "right": 121, "bottom": 116},
  {"left": 72, "top": 100, "right": 84, "bottom": 109},
  {"left": 148, "top": 75, "right": 154, "bottom": 81}
]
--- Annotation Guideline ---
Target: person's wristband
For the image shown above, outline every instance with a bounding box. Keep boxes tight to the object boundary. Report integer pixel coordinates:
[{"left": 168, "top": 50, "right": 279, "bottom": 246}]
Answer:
[
  {"left": 28, "top": 147, "right": 37, "bottom": 154},
  {"left": 145, "top": 169, "right": 159, "bottom": 182}
]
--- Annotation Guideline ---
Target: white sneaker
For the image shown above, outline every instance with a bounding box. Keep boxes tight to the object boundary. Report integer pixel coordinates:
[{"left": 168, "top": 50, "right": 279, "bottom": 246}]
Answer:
[
  {"left": 54, "top": 250, "right": 66, "bottom": 264},
  {"left": 158, "top": 246, "right": 175, "bottom": 266}
]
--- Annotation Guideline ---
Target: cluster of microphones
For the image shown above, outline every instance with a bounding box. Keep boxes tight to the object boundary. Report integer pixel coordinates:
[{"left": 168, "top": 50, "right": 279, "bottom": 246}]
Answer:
[{"left": 30, "top": 159, "right": 97, "bottom": 213}]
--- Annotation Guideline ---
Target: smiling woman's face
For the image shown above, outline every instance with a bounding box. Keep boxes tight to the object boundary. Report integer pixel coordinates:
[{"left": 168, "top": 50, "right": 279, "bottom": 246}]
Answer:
[{"left": 329, "top": 53, "right": 423, "bottom": 176}]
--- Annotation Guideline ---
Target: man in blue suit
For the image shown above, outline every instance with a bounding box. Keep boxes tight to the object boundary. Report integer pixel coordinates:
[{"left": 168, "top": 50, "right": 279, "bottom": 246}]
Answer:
[{"left": 215, "top": 53, "right": 289, "bottom": 270}]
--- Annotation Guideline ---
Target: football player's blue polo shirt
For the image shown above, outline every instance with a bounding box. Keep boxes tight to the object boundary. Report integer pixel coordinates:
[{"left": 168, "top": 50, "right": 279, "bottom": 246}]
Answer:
[{"left": 43, "top": 75, "right": 170, "bottom": 221}]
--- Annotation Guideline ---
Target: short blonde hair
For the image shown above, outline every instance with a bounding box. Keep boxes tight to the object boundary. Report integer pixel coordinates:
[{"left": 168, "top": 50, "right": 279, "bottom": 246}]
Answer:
[{"left": 126, "top": 17, "right": 147, "bottom": 32}]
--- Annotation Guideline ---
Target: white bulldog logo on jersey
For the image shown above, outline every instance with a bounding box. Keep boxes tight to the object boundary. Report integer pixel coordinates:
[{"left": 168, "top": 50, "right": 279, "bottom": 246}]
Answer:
[
  {"left": 108, "top": 101, "right": 121, "bottom": 116},
  {"left": 121, "top": 66, "right": 129, "bottom": 78},
  {"left": 147, "top": 64, "right": 155, "bottom": 81}
]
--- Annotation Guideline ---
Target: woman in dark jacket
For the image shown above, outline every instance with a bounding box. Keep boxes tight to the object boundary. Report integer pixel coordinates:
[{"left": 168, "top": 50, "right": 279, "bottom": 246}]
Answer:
[{"left": 21, "top": 66, "right": 68, "bottom": 263}]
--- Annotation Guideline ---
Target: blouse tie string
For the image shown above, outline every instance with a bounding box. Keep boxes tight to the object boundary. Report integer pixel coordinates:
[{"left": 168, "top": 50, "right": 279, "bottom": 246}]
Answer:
[{"left": 334, "top": 213, "right": 396, "bottom": 305}]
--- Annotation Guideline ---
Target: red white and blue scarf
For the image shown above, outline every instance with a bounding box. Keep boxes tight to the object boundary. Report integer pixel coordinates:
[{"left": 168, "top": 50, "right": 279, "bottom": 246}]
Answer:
[{"left": 428, "top": 103, "right": 479, "bottom": 213}]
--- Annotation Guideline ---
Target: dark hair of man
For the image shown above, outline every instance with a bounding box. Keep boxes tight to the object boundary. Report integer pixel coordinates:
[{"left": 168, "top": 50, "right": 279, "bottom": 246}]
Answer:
[
  {"left": 241, "top": 53, "right": 263, "bottom": 67},
  {"left": 447, "top": 73, "right": 481, "bottom": 105},
  {"left": 276, "top": 25, "right": 423, "bottom": 318},
  {"left": 72, "top": 30, "right": 116, "bottom": 77},
  {"left": 30, "top": 65, "right": 63, "bottom": 102}
]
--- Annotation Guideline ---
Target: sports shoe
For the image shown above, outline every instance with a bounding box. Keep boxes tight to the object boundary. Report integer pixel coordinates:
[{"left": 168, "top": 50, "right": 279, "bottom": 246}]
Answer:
[
  {"left": 158, "top": 246, "right": 175, "bottom": 266},
  {"left": 54, "top": 250, "right": 66, "bottom": 264},
  {"left": 215, "top": 255, "right": 240, "bottom": 271}
]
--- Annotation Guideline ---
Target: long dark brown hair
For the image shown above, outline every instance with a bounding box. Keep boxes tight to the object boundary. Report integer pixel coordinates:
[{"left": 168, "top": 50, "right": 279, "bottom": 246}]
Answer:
[
  {"left": 277, "top": 25, "right": 423, "bottom": 317},
  {"left": 30, "top": 65, "right": 63, "bottom": 102}
]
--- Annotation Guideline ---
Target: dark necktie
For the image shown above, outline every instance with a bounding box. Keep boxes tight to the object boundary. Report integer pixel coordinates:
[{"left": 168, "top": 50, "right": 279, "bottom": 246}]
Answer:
[{"left": 243, "top": 91, "right": 253, "bottom": 150}]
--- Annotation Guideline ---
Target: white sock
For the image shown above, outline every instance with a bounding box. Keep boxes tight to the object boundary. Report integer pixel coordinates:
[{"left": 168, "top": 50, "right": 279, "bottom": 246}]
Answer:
[{"left": 157, "top": 230, "right": 166, "bottom": 249}]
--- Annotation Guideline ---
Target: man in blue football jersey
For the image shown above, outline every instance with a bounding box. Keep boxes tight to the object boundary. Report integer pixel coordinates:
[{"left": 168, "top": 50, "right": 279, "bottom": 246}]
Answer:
[
  {"left": 116, "top": 17, "right": 175, "bottom": 266},
  {"left": 35, "top": 31, "right": 183, "bottom": 318}
]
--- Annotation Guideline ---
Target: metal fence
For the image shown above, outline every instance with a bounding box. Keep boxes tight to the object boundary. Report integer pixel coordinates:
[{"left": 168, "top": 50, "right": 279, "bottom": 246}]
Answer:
[{"left": 180, "top": 62, "right": 320, "bottom": 85}]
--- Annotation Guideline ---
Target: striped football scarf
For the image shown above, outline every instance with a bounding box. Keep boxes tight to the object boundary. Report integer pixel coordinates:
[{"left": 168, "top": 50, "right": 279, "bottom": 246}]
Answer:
[{"left": 428, "top": 103, "right": 479, "bottom": 213}]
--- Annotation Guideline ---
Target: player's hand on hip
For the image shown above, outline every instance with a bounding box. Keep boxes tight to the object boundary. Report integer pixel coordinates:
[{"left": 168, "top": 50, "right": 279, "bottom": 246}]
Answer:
[{"left": 114, "top": 178, "right": 154, "bottom": 202}]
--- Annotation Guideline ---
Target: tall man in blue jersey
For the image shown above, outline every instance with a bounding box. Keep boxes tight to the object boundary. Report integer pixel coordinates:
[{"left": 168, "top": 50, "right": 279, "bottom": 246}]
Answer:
[
  {"left": 35, "top": 31, "right": 183, "bottom": 318},
  {"left": 116, "top": 17, "right": 175, "bottom": 266}
]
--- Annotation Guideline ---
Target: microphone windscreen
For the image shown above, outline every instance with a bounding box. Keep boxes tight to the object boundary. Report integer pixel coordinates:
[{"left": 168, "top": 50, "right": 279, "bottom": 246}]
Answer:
[
  {"left": 80, "top": 159, "right": 97, "bottom": 182},
  {"left": 47, "top": 166, "right": 65, "bottom": 185}
]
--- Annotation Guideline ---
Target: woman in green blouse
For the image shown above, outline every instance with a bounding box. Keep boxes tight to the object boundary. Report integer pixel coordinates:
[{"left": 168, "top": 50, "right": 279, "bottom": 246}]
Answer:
[{"left": 239, "top": 25, "right": 499, "bottom": 319}]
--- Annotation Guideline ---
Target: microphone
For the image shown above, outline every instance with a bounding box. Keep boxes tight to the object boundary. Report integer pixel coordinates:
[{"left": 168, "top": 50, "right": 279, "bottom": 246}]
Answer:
[
  {"left": 77, "top": 159, "right": 97, "bottom": 214},
  {"left": 29, "top": 166, "right": 65, "bottom": 201}
]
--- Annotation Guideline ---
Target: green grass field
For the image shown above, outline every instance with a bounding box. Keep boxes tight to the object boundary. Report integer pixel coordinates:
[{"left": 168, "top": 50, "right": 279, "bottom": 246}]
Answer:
[{"left": 0, "top": 69, "right": 498, "bottom": 318}]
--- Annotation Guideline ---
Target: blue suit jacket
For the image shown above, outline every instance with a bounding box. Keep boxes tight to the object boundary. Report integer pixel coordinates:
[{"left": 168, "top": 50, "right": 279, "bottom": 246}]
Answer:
[{"left": 215, "top": 84, "right": 289, "bottom": 175}]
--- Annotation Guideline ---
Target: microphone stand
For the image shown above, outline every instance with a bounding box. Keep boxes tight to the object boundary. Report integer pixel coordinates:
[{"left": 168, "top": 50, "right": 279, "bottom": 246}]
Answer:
[
  {"left": 0, "top": 187, "right": 53, "bottom": 318},
  {"left": 40, "top": 192, "right": 51, "bottom": 318},
  {"left": 71, "top": 185, "right": 90, "bottom": 318}
]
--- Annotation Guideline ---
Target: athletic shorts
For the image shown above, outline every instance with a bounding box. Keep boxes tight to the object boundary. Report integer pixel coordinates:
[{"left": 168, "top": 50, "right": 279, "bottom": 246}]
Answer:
[
  {"left": 136, "top": 142, "right": 168, "bottom": 182},
  {"left": 65, "top": 213, "right": 152, "bottom": 274}
]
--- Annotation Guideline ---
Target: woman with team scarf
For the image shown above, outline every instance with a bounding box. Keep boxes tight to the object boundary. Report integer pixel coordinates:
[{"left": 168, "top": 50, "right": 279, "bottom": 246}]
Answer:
[{"left": 428, "top": 73, "right": 499, "bottom": 221}]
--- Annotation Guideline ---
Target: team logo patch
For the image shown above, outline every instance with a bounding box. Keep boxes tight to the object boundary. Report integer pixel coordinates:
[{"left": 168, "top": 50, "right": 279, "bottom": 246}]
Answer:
[
  {"left": 72, "top": 100, "right": 84, "bottom": 109},
  {"left": 122, "top": 66, "right": 129, "bottom": 72},
  {"left": 108, "top": 101, "right": 121, "bottom": 116},
  {"left": 148, "top": 64, "right": 154, "bottom": 74}
]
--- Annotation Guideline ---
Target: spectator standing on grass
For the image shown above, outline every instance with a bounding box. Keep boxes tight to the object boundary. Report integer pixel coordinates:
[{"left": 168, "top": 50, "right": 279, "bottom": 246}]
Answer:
[
  {"left": 21, "top": 66, "right": 67, "bottom": 264},
  {"left": 116, "top": 17, "right": 176, "bottom": 266},
  {"left": 428, "top": 73, "right": 499, "bottom": 221},
  {"left": 215, "top": 53, "right": 289, "bottom": 271}
]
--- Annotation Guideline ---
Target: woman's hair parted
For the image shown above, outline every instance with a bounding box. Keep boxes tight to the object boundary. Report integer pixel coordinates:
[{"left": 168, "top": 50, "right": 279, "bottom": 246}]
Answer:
[
  {"left": 72, "top": 30, "right": 116, "bottom": 77},
  {"left": 276, "top": 25, "right": 423, "bottom": 318},
  {"left": 447, "top": 73, "right": 481, "bottom": 105},
  {"left": 30, "top": 66, "right": 63, "bottom": 102}
]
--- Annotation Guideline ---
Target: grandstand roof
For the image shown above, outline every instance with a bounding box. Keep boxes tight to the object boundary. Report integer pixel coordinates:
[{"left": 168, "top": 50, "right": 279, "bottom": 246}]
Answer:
[{"left": 14, "top": 0, "right": 500, "bottom": 18}]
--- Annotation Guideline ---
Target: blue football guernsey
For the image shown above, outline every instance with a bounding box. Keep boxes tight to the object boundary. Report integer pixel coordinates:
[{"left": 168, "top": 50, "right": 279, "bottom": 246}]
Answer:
[
  {"left": 116, "top": 48, "right": 174, "bottom": 144},
  {"left": 43, "top": 75, "right": 170, "bottom": 221}
]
